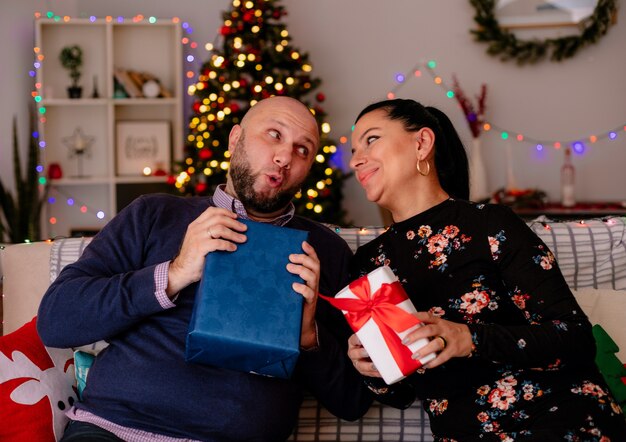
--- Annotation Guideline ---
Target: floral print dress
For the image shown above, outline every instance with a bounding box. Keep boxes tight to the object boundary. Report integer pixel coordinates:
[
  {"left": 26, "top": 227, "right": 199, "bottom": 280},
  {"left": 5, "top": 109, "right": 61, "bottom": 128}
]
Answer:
[{"left": 350, "top": 199, "right": 626, "bottom": 441}]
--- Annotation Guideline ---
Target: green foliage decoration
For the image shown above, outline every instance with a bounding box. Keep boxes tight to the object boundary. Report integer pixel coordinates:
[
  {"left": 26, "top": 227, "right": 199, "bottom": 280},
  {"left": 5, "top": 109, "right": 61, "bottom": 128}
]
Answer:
[
  {"left": 592, "top": 325, "right": 626, "bottom": 413},
  {"left": 469, "top": 0, "right": 618, "bottom": 64},
  {"left": 0, "top": 112, "right": 47, "bottom": 243},
  {"left": 59, "top": 45, "right": 83, "bottom": 87}
]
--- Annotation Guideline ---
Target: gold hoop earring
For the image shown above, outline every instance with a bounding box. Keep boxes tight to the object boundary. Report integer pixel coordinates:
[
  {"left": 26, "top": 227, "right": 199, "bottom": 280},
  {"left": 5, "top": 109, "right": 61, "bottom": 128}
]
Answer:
[{"left": 416, "top": 158, "right": 430, "bottom": 176}]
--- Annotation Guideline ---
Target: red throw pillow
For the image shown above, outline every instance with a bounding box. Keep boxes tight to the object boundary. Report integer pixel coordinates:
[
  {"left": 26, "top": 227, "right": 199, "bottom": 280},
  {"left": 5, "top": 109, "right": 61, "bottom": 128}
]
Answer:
[{"left": 0, "top": 317, "right": 76, "bottom": 441}]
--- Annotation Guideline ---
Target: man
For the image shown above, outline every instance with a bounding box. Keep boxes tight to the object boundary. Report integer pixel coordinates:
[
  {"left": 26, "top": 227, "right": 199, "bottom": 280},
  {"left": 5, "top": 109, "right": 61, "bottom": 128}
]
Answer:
[{"left": 38, "top": 97, "right": 373, "bottom": 441}]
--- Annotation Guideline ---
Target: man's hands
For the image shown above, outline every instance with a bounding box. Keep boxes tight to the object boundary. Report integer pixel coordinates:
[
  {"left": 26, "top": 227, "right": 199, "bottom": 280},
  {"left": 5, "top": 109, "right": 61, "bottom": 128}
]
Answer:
[
  {"left": 169, "top": 207, "right": 321, "bottom": 349},
  {"left": 167, "top": 208, "right": 247, "bottom": 297},
  {"left": 287, "top": 241, "right": 320, "bottom": 350}
]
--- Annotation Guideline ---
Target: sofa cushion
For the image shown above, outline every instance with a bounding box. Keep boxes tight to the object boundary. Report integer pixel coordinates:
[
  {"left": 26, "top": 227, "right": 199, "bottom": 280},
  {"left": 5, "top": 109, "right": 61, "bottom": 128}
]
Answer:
[
  {"left": 49, "top": 237, "right": 92, "bottom": 283},
  {"left": 571, "top": 288, "right": 626, "bottom": 360},
  {"left": 1, "top": 242, "right": 54, "bottom": 335},
  {"left": 0, "top": 317, "right": 76, "bottom": 442},
  {"left": 529, "top": 216, "right": 626, "bottom": 290},
  {"left": 74, "top": 351, "right": 95, "bottom": 400},
  {"left": 48, "top": 237, "right": 109, "bottom": 356},
  {"left": 288, "top": 396, "right": 432, "bottom": 441}
]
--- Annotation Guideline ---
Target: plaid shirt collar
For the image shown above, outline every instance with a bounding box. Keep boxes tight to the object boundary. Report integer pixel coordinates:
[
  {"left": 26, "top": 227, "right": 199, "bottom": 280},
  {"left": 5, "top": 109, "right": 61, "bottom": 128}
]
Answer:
[{"left": 212, "top": 184, "right": 295, "bottom": 226}]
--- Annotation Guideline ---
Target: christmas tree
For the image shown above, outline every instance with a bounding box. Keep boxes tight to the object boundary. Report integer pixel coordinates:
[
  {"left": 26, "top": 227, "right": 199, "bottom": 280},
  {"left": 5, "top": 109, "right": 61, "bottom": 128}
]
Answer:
[{"left": 173, "top": 0, "right": 347, "bottom": 224}]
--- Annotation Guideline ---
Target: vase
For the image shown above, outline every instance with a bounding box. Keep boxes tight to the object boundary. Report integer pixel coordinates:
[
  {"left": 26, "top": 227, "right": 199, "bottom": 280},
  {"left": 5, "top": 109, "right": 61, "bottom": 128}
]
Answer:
[
  {"left": 469, "top": 137, "right": 489, "bottom": 202},
  {"left": 67, "top": 86, "right": 82, "bottom": 99},
  {"left": 48, "top": 163, "right": 63, "bottom": 179},
  {"left": 91, "top": 75, "right": 100, "bottom": 98},
  {"left": 505, "top": 140, "right": 517, "bottom": 191}
]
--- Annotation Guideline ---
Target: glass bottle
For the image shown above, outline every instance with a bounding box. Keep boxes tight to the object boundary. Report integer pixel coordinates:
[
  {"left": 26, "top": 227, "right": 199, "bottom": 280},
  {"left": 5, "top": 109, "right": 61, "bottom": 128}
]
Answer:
[{"left": 561, "top": 147, "right": 575, "bottom": 207}]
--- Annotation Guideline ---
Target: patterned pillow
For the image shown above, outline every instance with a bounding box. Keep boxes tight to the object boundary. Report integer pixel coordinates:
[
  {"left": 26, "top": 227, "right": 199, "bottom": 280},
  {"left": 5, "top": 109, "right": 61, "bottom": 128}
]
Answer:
[
  {"left": 73, "top": 351, "right": 95, "bottom": 400},
  {"left": 528, "top": 216, "right": 626, "bottom": 290},
  {"left": 49, "top": 237, "right": 92, "bottom": 282},
  {"left": 49, "top": 238, "right": 108, "bottom": 357},
  {"left": 0, "top": 317, "right": 76, "bottom": 442}
]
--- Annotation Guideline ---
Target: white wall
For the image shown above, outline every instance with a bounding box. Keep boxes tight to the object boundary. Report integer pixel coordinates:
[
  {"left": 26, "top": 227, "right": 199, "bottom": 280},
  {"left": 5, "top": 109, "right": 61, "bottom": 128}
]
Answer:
[
  {"left": 0, "top": 1, "right": 77, "bottom": 192},
  {"left": 1, "top": 0, "right": 625, "bottom": 226}
]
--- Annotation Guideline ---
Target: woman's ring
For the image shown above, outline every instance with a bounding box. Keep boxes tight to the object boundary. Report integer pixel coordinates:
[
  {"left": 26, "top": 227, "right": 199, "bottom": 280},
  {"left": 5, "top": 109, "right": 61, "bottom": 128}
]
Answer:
[
  {"left": 208, "top": 227, "right": 215, "bottom": 239},
  {"left": 435, "top": 335, "right": 447, "bottom": 351}
]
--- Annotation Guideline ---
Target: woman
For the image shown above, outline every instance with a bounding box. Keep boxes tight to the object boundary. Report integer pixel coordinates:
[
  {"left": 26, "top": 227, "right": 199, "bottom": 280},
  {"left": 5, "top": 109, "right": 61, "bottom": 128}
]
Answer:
[{"left": 347, "top": 98, "right": 626, "bottom": 441}]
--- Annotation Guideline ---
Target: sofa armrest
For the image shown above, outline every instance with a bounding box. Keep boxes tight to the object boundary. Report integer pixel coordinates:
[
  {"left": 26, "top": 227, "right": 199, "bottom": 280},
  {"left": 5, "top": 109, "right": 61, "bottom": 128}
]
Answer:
[{"left": 1, "top": 241, "right": 53, "bottom": 335}]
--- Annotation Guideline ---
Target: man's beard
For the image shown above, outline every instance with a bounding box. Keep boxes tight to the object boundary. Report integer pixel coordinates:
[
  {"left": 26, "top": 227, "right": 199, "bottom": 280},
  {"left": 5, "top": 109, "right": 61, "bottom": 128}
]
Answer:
[{"left": 229, "top": 134, "right": 302, "bottom": 214}]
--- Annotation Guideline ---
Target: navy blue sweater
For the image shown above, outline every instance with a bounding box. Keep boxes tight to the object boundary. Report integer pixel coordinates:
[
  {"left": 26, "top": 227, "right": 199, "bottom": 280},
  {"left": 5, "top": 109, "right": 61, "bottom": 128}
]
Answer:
[{"left": 38, "top": 194, "right": 372, "bottom": 441}]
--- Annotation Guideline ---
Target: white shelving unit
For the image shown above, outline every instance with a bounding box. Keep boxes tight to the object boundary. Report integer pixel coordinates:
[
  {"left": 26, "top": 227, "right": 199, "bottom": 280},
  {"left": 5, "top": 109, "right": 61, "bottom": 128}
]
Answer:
[{"left": 35, "top": 18, "right": 183, "bottom": 238}]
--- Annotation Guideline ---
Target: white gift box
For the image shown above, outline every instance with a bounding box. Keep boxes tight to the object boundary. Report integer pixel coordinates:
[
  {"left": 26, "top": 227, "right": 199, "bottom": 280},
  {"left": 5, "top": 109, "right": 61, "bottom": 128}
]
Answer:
[{"left": 336, "top": 266, "right": 434, "bottom": 384}]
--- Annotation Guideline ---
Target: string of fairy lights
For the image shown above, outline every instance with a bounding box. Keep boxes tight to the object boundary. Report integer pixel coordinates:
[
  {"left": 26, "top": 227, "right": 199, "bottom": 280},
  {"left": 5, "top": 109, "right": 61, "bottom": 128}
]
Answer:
[
  {"left": 331, "top": 60, "right": 626, "bottom": 155},
  {"left": 30, "top": 13, "right": 625, "bottom": 229},
  {"left": 31, "top": 12, "right": 197, "bottom": 228},
  {"left": 383, "top": 60, "right": 625, "bottom": 154}
]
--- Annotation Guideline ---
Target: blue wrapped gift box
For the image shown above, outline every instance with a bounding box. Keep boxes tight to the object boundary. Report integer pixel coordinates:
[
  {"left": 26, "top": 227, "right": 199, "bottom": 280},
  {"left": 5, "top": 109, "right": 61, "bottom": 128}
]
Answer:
[{"left": 186, "top": 219, "right": 308, "bottom": 378}]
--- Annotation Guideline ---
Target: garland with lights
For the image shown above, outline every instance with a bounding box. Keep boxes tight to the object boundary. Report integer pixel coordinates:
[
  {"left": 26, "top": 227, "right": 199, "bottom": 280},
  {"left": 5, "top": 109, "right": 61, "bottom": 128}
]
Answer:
[
  {"left": 32, "top": 12, "right": 185, "bottom": 229},
  {"left": 382, "top": 60, "right": 625, "bottom": 154},
  {"left": 173, "top": 0, "right": 347, "bottom": 224},
  {"left": 470, "top": 0, "right": 618, "bottom": 64}
]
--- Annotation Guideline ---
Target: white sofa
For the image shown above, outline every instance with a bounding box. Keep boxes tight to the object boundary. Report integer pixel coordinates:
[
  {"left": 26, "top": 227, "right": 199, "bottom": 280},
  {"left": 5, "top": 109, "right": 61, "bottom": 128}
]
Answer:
[{"left": 2, "top": 216, "right": 626, "bottom": 441}]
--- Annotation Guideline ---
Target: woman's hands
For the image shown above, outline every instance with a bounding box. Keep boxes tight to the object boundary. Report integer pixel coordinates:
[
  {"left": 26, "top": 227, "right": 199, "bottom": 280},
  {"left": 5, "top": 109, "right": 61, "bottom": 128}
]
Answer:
[
  {"left": 347, "top": 312, "right": 474, "bottom": 377},
  {"left": 404, "top": 312, "right": 474, "bottom": 368}
]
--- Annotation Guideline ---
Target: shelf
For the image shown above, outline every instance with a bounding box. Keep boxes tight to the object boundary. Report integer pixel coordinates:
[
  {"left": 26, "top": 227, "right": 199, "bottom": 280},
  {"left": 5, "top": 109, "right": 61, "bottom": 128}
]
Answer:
[
  {"left": 50, "top": 177, "right": 111, "bottom": 186},
  {"left": 36, "top": 18, "right": 183, "bottom": 238},
  {"left": 41, "top": 98, "right": 109, "bottom": 106},
  {"left": 513, "top": 202, "right": 626, "bottom": 220},
  {"left": 41, "top": 98, "right": 178, "bottom": 106},
  {"left": 114, "top": 176, "right": 169, "bottom": 184},
  {"left": 113, "top": 98, "right": 179, "bottom": 105}
]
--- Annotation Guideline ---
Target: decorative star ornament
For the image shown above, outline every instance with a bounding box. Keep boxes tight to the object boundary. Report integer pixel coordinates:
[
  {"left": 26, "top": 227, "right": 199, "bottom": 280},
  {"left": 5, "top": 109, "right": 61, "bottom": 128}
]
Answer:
[{"left": 63, "top": 127, "right": 95, "bottom": 157}]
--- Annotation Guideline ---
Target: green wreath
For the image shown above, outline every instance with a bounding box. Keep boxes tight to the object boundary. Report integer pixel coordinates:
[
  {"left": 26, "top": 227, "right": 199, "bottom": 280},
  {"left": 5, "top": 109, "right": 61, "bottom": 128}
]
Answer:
[{"left": 470, "top": 0, "right": 618, "bottom": 64}]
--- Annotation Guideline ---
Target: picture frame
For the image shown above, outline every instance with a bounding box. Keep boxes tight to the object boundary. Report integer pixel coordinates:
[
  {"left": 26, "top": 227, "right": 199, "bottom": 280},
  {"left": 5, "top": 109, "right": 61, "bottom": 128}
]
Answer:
[
  {"left": 495, "top": 0, "right": 598, "bottom": 29},
  {"left": 116, "top": 121, "right": 171, "bottom": 176}
]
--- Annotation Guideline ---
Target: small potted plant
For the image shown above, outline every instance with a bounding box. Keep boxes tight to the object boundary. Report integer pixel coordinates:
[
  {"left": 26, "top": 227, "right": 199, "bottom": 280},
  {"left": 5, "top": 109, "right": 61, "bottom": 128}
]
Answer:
[{"left": 59, "top": 45, "right": 83, "bottom": 98}]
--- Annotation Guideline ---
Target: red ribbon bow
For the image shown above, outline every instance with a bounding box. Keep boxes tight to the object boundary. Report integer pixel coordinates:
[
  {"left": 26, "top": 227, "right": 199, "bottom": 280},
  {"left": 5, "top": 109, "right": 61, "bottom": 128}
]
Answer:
[{"left": 321, "top": 276, "right": 424, "bottom": 375}]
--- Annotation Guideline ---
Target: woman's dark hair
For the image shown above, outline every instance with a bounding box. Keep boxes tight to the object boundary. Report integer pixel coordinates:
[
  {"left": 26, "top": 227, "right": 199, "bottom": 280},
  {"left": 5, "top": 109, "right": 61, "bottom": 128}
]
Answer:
[{"left": 355, "top": 99, "right": 470, "bottom": 200}]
